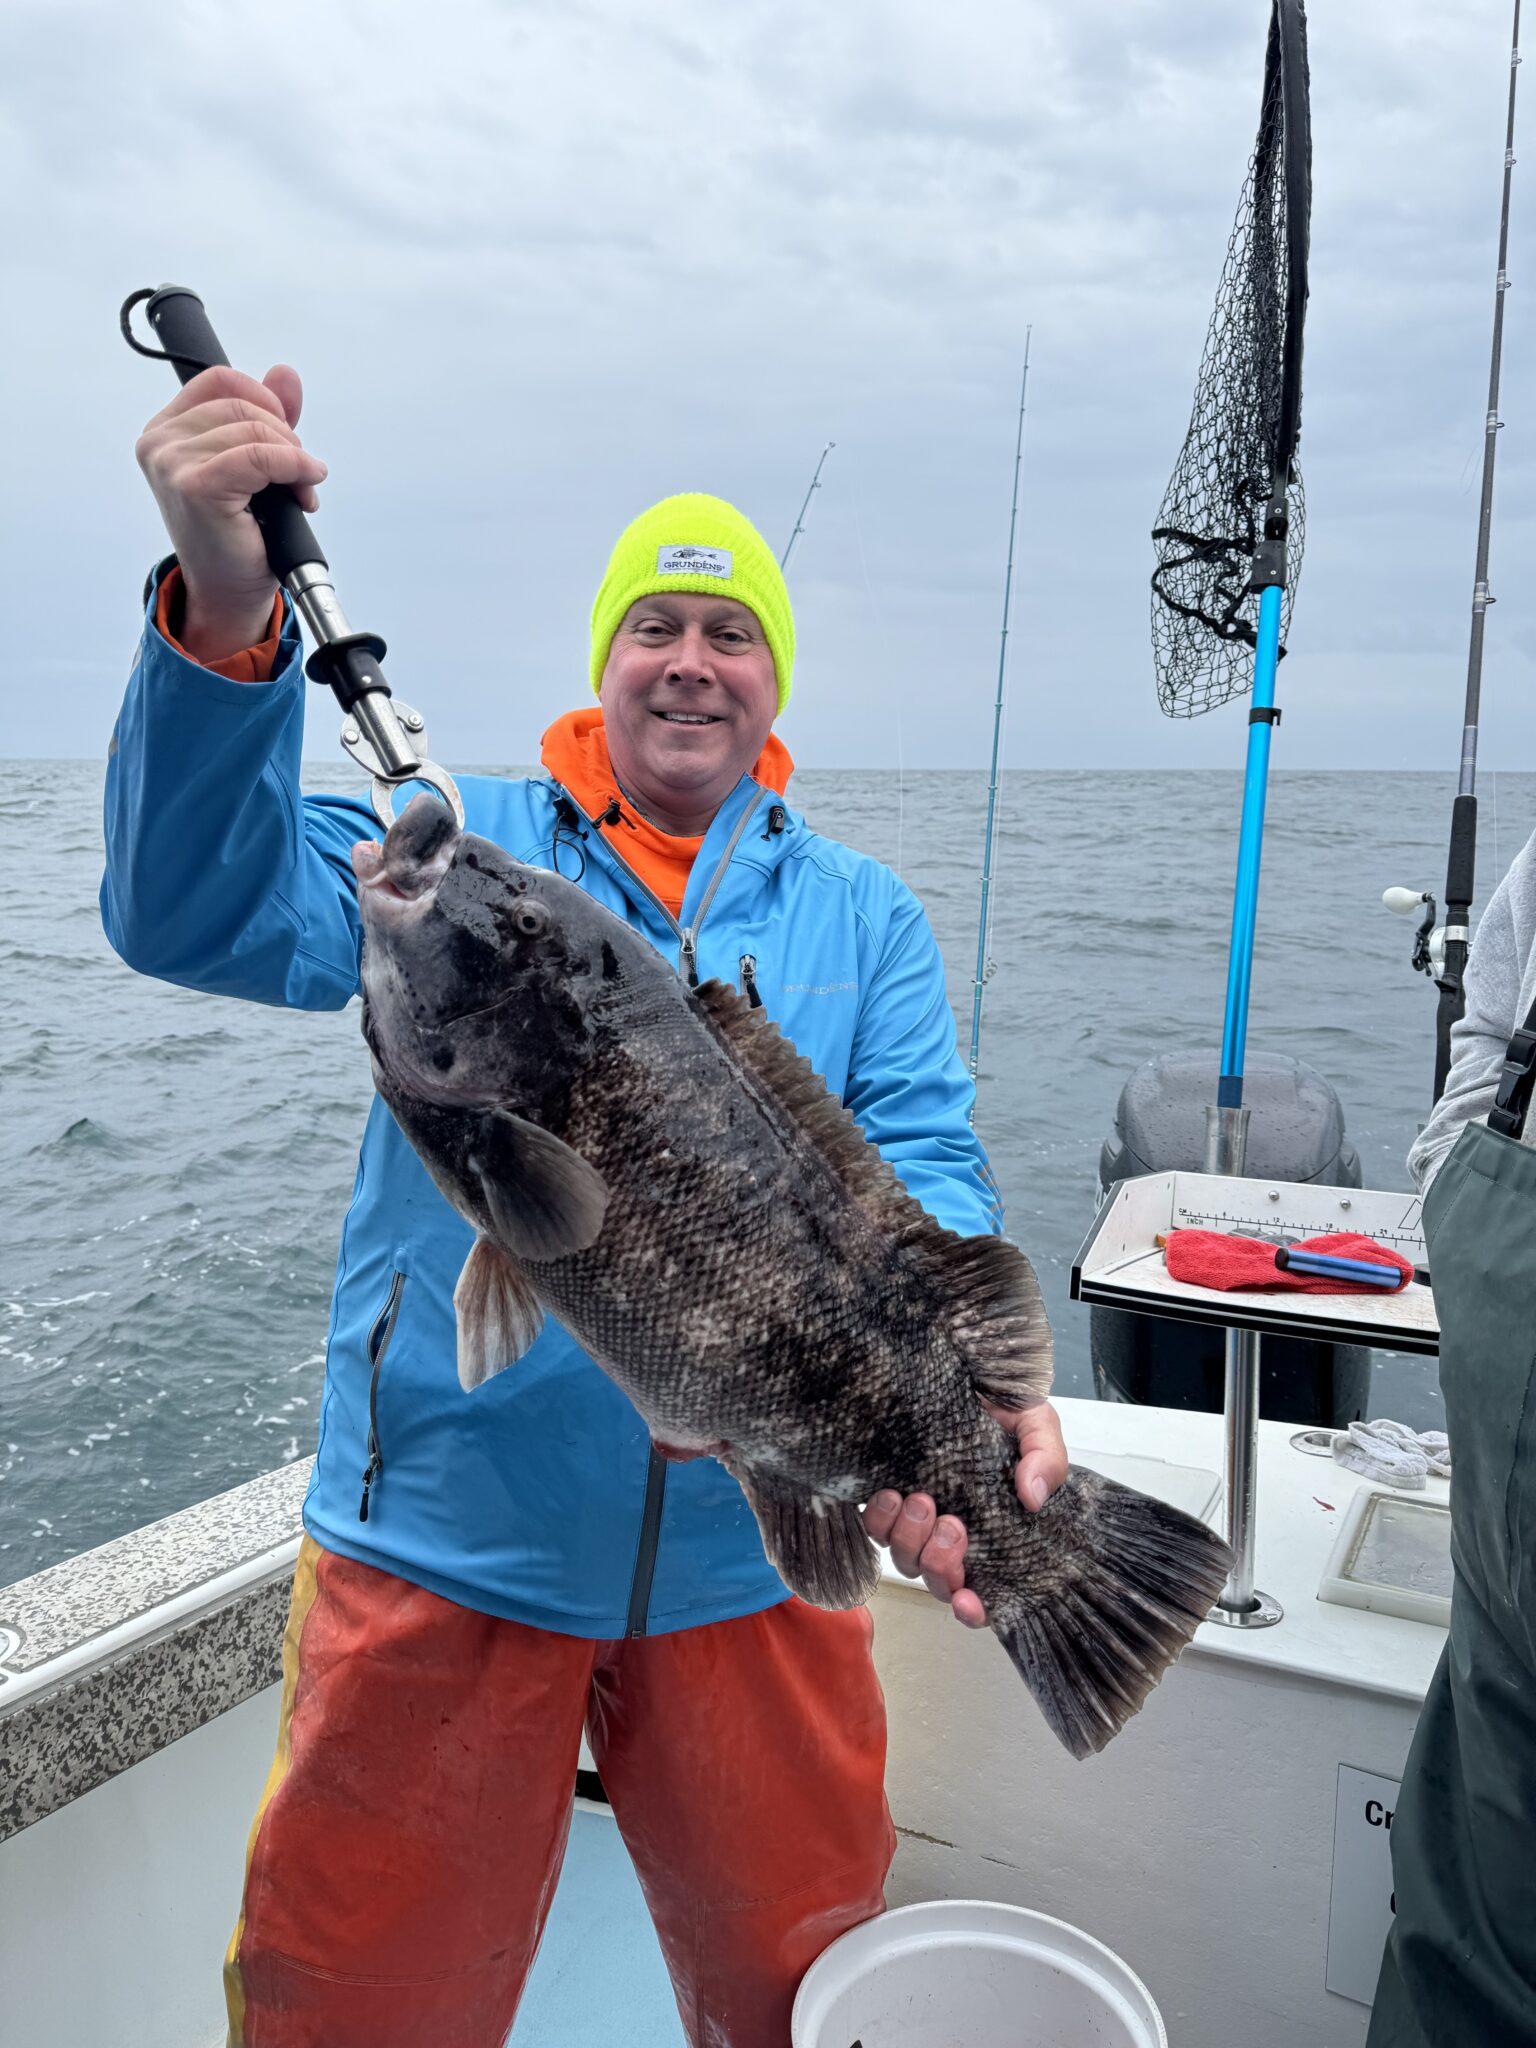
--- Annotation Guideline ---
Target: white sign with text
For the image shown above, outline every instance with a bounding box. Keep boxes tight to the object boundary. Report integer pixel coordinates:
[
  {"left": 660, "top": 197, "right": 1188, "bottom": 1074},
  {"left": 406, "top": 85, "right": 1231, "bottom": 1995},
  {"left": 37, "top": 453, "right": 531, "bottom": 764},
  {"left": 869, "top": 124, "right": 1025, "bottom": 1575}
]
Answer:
[{"left": 1327, "top": 1764, "right": 1403, "bottom": 2006}]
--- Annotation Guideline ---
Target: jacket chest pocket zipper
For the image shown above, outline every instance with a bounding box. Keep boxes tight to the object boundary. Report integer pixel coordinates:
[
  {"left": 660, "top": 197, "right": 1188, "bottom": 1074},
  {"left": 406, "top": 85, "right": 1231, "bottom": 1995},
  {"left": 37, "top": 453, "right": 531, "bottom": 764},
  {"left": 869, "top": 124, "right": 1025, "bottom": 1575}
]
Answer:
[{"left": 358, "top": 1270, "right": 406, "bottom": 1523}]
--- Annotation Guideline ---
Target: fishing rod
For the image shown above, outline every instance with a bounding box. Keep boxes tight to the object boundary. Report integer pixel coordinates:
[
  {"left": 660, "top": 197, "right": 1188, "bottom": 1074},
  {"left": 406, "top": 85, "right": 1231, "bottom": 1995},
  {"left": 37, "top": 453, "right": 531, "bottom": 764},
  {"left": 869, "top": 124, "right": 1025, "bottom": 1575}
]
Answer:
[
  {"left": 119, "top": 285, "right": 463, "bottom": 829},
  {"left": 967, "top": 333, "right": 1032, "bottom": 1090},
  {"left": 1384, "top": 0, "right": 1522, "bottom": 1103},
  {"left": 780, "top": 442, "right": 836, "bottom": 573},
  {"left": 1149, "top": 0, "right": 1311, "bottom": 1628}
]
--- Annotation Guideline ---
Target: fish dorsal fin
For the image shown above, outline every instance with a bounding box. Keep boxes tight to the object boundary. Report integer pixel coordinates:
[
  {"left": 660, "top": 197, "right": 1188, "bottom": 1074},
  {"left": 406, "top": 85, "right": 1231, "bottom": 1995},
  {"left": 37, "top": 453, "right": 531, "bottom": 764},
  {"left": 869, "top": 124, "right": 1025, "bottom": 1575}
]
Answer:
[
  {"left": 693, "top": 978, "right": 1053, "bottom": 1407},
  {"left": 693, "top": 978, "right": 916, "bottom": 1221},
  {"left": 916, "top": 1231, "right": 1053, "bottom": 1408}
]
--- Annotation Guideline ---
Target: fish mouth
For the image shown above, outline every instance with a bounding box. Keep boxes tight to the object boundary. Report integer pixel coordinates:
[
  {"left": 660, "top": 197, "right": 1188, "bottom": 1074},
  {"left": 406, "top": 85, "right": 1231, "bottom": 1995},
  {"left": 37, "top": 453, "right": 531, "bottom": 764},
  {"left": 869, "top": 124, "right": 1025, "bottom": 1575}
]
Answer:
[{"left": 353, "top": 794, "right": 461, "bottom": 916}]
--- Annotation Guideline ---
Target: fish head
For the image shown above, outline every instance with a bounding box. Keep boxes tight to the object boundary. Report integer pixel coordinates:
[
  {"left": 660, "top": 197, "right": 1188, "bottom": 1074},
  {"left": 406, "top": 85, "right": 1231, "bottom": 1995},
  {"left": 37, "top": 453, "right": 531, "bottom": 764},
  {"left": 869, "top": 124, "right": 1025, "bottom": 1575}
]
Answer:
[{"left": 353, "top": 794, "right": 633, "bottom": 1112}]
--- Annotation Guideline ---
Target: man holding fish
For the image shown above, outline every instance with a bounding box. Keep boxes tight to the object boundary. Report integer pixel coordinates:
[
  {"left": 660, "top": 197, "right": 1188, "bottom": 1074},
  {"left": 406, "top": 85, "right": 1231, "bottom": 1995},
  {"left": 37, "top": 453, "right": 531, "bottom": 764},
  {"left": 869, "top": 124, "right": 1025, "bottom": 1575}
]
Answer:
[{"left": 105, "top": 362, "right": 1223, "bottom": 2048}]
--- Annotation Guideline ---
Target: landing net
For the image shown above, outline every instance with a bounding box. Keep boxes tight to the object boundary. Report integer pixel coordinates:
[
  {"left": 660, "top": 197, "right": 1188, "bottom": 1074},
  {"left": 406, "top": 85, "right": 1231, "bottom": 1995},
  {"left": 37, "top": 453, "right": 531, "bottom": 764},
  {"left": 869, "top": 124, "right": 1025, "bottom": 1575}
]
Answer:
[{"left": 1151, "top": 0, "right": 1311, "bottom": 718}]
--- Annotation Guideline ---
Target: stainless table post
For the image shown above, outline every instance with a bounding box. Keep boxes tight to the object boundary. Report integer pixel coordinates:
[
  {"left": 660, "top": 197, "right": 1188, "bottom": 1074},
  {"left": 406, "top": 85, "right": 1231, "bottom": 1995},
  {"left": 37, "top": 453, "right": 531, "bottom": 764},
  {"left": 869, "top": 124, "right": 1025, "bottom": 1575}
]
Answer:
[{"left": 1204, "top": 1105, "right": 1284, "bottom": 1628}]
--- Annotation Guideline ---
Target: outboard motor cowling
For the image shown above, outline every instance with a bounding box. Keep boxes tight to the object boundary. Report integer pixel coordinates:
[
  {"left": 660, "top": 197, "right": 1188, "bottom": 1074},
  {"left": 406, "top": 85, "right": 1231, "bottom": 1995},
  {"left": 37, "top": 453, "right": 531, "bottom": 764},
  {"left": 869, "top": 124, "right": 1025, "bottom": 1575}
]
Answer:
[{"left": 1092, "top": 1050, "right": 1371, "bottom": 1427}]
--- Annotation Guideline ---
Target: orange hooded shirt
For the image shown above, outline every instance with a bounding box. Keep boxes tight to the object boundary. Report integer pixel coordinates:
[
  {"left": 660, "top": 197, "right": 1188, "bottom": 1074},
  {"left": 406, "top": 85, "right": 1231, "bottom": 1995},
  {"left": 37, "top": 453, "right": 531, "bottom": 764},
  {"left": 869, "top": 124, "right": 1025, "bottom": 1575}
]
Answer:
[
  {"left": 538, "top": 708, "right": 792, "bottom": 918},
  {"left": 154, "top": 564, "right": 286, "bottom": 684}
]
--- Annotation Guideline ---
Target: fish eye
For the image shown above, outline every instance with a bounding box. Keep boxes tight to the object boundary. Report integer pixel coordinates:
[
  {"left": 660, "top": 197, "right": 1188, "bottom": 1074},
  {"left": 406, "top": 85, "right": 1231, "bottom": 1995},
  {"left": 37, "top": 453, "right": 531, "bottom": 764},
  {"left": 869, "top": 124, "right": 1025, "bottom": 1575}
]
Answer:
[{"left": 512, "top": 901, "right": 550, "bottom": 938}]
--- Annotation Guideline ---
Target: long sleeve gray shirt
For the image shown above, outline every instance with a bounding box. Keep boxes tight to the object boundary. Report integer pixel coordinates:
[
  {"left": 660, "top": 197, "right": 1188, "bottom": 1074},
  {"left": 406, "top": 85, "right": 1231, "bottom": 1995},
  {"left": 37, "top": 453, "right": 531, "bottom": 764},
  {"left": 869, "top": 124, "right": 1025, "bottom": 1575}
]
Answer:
[{"left": 1408, "top": 826, "right": 1536, "bottom": 1192}]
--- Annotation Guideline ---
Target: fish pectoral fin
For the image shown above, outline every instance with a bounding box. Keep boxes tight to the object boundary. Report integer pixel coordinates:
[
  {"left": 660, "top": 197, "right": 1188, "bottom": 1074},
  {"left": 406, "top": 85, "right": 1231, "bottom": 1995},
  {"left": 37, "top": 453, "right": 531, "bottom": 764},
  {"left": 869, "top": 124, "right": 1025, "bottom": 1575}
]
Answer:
[
  {"left": 470, "top": 1110, "right": 610, "bottom": 1263},
  {"left": 727, "top": 1462, "right": 881, "bottom": 1611},
  {"left": 454, "top": 1236, "right": 544, "bottom": 1389}
]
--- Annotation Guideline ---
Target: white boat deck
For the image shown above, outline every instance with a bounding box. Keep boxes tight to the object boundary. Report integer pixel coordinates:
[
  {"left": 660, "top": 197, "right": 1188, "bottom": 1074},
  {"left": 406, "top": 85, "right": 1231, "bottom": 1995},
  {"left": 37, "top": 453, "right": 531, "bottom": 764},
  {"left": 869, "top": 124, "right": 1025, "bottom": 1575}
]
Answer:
[{"left": 515, "top": 1803, "right": 681, "bottom": 2046}]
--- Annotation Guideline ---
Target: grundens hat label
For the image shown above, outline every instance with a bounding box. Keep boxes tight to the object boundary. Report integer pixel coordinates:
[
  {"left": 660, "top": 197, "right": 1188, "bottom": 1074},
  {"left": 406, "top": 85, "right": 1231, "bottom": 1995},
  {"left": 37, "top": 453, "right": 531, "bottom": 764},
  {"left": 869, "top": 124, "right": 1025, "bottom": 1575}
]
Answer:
[{"left": 656, "top": 544, "right": 733, "bottom": 579}]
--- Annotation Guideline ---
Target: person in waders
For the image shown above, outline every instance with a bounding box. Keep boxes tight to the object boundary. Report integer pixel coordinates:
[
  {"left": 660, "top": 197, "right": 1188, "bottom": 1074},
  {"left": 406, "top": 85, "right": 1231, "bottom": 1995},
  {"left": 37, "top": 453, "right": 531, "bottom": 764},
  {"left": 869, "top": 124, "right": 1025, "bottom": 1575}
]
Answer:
[
  {"left": 104, "top": 361, "right": 1070, "bottom": 2048},
  {"left": 1367, "top": 840, "right": 1536, "bottom": 2047}
]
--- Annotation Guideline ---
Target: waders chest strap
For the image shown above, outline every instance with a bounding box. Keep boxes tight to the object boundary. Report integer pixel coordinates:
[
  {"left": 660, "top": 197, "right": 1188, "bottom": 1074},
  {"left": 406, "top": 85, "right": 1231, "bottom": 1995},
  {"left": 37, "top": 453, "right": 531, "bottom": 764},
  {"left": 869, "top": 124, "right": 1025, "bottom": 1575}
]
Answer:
[{"left": 1488, "top": 995, "right": 1536, "bottom": 1140}]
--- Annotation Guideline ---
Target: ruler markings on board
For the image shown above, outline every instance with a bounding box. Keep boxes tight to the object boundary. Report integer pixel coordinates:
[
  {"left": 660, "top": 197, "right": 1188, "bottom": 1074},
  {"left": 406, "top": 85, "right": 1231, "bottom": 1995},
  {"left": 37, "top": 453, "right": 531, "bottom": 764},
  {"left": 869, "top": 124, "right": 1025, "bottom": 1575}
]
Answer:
[{"left": 1171, "top": 1206, "right": 1425, "bottom": 1254}]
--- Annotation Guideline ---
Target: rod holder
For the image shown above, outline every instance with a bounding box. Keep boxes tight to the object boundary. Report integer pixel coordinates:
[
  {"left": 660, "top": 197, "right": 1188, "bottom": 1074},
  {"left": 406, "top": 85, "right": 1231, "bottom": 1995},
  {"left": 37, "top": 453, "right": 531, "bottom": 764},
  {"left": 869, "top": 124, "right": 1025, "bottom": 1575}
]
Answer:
[{"left": 1203, "top": 1103, "right": 1251, "bottom": 1177}]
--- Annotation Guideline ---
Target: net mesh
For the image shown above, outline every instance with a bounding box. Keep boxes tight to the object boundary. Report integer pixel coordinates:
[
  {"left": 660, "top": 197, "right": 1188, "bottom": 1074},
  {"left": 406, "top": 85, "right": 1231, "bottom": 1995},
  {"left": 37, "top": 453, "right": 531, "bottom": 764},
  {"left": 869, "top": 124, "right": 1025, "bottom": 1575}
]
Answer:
[{"left": 1151, "top": 4, "right": 1308, "bottom": 718}]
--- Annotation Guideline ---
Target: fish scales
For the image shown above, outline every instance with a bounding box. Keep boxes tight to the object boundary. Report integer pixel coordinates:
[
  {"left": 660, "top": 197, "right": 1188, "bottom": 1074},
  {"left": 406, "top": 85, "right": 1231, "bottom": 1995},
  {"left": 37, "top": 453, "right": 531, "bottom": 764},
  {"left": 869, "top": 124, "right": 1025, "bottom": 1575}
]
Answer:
[{"left": 358, "top": 798, "right": 1234, "bottom": 1757}]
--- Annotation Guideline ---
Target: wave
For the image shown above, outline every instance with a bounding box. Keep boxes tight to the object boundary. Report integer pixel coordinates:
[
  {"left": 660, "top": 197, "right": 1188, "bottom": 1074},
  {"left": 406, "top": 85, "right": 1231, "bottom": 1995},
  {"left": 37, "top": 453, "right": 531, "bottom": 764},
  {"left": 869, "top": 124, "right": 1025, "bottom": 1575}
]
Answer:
[{"left": 33, "top": 1116, "right": 136, "bottom": 1160}]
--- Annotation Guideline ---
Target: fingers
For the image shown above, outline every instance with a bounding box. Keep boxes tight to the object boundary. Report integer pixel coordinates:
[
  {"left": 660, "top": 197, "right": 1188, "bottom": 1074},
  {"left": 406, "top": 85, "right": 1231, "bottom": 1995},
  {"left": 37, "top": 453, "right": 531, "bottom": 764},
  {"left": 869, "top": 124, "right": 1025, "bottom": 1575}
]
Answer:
[
  {"left": 134, "top": 363, "right": 324, "bottom": 624},
  {"left": 915, "top": 1513, "right": 968, "bottom": 1603},
  {"left": 196, "top": 437, "right": 327, "bottom": 503},
  {"left": 142, "top": 396, "right": 317, "bottom": 462},
  {"left": 262, "top": 363, "right": 304, "bottom": 429},
  {"left": 864, "top": 1490, "right": 938, "bottom": 1578},
  {"left": 138, "top": 375, "right": 325, "bottom": 502},
  {"left": 862, "top": 1492, "right": 986, "bottom": 1622},
  {"left": 910, "top": 1514, "right": 988, "bottom": 1624},
  {"left": 173, "top": 416, "right": 318, "bottom": 468},
  {"left": 861, "top": 1489, "right": 902, "bottom": 1548},
  {"left": 153, "top": 363, "right": 291, "bottom": 428},
  {"left": 1012, "top": 1401, "right": 1069, "bottom": 1512},
  {"left": 950, "top": 1588, "right": 989, "bottom": 1629},
  {"left": 139, "top": 408, "right": 327, "bottom": 507},
  {"left": 860, "top": 1407, "right": 1073, "bottom": 1638}
]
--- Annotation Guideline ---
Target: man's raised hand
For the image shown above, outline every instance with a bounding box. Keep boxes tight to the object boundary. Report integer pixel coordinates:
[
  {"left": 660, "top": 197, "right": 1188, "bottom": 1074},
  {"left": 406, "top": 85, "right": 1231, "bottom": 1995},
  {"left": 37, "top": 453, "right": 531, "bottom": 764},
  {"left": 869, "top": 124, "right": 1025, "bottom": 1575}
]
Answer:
[{"left": 135, "top": 364, "right": 326, "bottom": 662}]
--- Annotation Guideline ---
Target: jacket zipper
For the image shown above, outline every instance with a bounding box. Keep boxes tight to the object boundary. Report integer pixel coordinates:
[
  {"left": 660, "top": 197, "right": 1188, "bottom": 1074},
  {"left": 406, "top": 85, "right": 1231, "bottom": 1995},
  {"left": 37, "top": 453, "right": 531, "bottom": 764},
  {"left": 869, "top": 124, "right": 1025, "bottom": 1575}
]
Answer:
[
  {"left": 358, "top": 1270, "right": 405, "bottom": 1523},
  {"left": 684, "top": 799, "right": 762, "bottom": 971},
  {"left": 555, "top": 784, "right": 762, "bottom": 986},
  {"left": 623, "top": 1450, "right": 670, "bottom": 1639},
  {"left": 554, "top": 783, "right": 766, "bottom": 1634}
]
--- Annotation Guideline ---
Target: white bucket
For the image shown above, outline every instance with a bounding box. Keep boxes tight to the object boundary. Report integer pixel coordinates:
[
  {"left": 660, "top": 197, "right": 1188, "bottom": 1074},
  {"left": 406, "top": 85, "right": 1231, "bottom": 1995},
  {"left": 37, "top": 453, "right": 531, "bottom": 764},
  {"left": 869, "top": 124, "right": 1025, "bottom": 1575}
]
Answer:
[{"left": 792, "top": 1899, "right": 1168, "bottom": 2048}]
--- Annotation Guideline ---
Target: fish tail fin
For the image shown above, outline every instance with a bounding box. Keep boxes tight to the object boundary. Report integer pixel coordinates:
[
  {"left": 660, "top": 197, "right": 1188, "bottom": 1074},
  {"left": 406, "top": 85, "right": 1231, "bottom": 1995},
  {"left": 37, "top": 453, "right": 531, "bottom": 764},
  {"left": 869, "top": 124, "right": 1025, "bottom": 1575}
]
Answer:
[{"left": 990, "top": 1468, "right": 1233, "bottom": 1759}]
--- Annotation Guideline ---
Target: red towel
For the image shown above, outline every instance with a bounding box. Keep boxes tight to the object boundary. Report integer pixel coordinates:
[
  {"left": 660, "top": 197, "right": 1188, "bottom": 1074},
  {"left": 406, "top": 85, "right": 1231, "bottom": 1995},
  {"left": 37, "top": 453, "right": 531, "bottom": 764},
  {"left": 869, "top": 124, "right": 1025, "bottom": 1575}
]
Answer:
[{"left": 1163, "top": 1229, "right": 1413, "bottom": 1294}]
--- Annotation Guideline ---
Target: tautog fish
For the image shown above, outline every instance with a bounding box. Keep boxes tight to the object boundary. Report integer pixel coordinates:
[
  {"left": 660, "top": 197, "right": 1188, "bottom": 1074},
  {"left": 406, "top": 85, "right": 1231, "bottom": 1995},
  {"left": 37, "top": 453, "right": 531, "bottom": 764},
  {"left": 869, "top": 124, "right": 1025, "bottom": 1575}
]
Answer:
[{"left": 354, "top": 797, "right": 1232, "bottom": 1758}]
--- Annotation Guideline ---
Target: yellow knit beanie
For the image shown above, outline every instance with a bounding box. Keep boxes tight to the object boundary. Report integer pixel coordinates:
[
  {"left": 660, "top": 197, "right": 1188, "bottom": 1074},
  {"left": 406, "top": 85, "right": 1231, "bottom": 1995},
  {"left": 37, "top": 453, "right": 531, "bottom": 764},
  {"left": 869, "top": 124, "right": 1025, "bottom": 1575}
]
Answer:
[{"left": 590, "top": 493, "right": 795, "bottom": 713}]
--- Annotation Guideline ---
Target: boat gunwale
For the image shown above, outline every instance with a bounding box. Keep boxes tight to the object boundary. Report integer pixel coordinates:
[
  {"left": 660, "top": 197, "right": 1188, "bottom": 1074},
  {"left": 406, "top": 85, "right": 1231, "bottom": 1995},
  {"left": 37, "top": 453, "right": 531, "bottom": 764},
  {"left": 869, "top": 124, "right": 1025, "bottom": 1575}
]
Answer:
[{"left": 0, "top": 1459, "right": 310, "bottom": 1841}]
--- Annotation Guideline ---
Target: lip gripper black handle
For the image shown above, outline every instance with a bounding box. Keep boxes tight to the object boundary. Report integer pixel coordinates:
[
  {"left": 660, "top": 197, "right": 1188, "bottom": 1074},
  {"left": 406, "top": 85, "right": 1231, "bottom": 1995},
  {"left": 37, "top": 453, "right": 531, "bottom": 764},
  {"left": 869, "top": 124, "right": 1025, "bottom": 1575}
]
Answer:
[{"left": 144, "top": 284, "right": 327, "bottom": 583}]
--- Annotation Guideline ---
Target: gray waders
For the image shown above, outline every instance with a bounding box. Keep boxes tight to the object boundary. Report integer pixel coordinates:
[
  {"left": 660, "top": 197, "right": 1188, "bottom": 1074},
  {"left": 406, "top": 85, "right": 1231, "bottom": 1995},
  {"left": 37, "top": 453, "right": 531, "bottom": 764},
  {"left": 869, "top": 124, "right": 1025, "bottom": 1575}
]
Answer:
[{"left": 1368, "top": 1110, "right": 1536, "bottom": 2045}]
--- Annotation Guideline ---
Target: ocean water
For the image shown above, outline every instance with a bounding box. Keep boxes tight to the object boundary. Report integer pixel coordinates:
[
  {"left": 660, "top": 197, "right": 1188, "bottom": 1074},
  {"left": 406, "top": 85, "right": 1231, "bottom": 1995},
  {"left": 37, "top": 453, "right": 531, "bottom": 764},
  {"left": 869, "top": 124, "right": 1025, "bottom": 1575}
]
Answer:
[{"left": 5, "top": 758, "right": 1531, "bottom": 1587}]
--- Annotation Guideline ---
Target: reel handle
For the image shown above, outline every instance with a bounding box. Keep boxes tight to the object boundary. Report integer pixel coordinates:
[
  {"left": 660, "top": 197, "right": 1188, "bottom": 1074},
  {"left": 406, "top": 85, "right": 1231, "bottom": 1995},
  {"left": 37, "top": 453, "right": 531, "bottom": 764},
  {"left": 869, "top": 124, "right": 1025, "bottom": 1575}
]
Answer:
[{"left": 145, "top": 285, "right": 328, "bottom": 582}]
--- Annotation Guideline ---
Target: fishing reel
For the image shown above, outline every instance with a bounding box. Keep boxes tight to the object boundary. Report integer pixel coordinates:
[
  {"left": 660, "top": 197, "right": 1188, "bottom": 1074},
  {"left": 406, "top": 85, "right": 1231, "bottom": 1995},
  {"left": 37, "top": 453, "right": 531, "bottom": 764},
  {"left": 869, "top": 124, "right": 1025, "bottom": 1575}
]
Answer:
[{"left": 1382, "top": 887, "right": 1446, "bottom": 979}]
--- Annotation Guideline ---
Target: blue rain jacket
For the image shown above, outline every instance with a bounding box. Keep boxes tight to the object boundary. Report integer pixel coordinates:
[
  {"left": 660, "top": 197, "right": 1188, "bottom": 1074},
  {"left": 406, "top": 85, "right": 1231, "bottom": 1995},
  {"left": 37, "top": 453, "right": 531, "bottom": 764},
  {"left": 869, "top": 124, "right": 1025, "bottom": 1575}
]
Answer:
[{"left": 100, "top": 568, "right": 1000, "bottom": 1637}]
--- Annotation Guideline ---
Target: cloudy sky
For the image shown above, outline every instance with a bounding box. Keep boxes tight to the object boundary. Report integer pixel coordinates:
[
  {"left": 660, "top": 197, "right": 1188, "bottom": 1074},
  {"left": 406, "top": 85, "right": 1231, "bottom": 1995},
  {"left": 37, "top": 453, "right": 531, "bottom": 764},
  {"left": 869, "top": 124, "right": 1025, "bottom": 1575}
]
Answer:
[{"left": 8, "top": 0, "right": 1532, "bottom": 773}]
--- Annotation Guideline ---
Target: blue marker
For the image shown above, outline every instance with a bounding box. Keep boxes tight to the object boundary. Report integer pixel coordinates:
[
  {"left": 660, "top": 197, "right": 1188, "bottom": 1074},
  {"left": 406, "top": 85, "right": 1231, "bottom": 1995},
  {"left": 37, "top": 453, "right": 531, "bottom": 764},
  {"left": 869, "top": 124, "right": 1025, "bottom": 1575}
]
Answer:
[{"left": 1275, "top": 1247, "right": 1406, "bottom": 1289}]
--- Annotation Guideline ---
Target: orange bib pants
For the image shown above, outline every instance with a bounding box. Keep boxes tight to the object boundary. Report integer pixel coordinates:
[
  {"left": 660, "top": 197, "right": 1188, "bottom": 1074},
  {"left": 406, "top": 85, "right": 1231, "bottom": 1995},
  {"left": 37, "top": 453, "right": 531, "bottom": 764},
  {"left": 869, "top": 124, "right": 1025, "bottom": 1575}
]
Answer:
[{"left": 225, "top": 1538, "right": 894, "bottom": 2047}]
